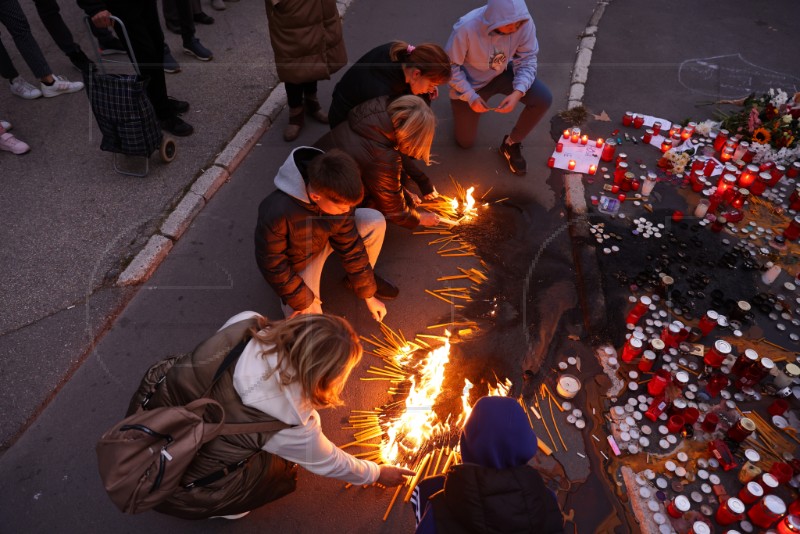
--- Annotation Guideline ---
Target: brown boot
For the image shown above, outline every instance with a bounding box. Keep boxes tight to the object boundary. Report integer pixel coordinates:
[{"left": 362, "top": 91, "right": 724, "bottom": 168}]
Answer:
[
  {"left": 283, "top": 106, "right": 304, "bottom": 142},
  {"left": 304, "top": 95, "right": 329, "bottom": 124}
]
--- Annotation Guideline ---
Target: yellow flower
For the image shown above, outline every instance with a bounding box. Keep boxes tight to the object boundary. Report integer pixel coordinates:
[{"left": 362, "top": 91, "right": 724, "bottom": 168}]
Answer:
[{"left": 752, "top": 127, "right": 771, "bottom": 144}]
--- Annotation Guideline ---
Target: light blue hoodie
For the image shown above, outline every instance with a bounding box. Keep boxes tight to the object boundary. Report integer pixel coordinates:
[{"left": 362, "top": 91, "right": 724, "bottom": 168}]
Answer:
[{"left": 446, "top": 0, "right": 539, "bottom": 104}]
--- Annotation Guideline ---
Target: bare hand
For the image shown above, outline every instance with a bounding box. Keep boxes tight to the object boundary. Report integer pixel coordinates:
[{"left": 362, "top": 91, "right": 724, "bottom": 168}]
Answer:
[
  {"left": 377, "top": 465, "right": 416, "bottom": 487},
  {"left": 423, "top": 187, "right": 439, "bottom": 201},
  {"left": 91, "top": 10, "right": 113, "bottom": 29},
  {"left": 418, "top": 211, "right": 440, "bottom": 227},
  {"left": 406, "top": 189, "right": 421, "bottom": 207},
  {"left": 495, "top": 90, "right": 523, "bottom": 113},
  {"left": 469, "top": 96, "right": 490, "bottom": 113},
  {"left": 429, "top": 86, "right": 439, "bottom": 100},
  {"left": 365, "top": 296, "right": 387, "bottom": 322},
  {"left": 289, "top": 299, "right": 323, "bottom": 318}
]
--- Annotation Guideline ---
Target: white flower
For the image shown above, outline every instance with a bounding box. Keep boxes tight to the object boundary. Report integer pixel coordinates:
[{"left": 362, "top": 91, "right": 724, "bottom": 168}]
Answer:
[
  {"left": 782, "top": 114, "right": 792, "bottom": 124},
  {"left": 696, "top": 120, "right": 719, "bottom": 136},
  {"left": 769, "top": 88, "right": 788, "bottom": 107}
]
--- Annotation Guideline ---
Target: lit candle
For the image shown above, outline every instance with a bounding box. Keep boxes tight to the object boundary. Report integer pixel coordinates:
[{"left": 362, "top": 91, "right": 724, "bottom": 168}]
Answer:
[
  {"left": 588, "top": 164, "right": 597, "bottom": 175},
  {"left": 681, "top": 122, "right": 696, "bottom": 140},
  {"left": 661, "top": 139, "right": 673, "bottom": 153},
  {"left": 738, "top": 164, "right": 758, "bottom": 187},
  {"left": 596, "top": 138, "right": 604, "bottom": 148},
  {"left": 568, "top": 159, "right": 576, "bottom": 170},
  {"left": 720, "top": 146, "right": 734, "bottom": 162},
  {"left": 580, "top": 134, "right": 588, "bottom": 145},
  {"left": 669, "top": 125, "right": 680, "bottom": 138},
  {"left": 570, "top": 130, "right": 580, "bottom": 143},
  {"left": 563, "top": 129, "right": 570, "bottom": 139}
]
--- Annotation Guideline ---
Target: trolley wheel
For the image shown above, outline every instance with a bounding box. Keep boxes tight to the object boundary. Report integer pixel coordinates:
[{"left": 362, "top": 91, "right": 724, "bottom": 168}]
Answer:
[{"left": 160, "top": 137, "right": 177, "bottom": 163}]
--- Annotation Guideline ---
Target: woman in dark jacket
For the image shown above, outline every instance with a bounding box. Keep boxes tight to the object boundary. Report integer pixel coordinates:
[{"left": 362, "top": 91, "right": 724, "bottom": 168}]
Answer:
[
  {"left": 412, "top": 396, "right": 565, "bottom": 534},
  {"left": 315, "top": 95, "right": 440, "bottom": 229},
  {"left": 265, "top": 0, "right": 347, "bottom": 141},
  {"left": 329, "top": 41, "right": 451, "bottom": 199}
]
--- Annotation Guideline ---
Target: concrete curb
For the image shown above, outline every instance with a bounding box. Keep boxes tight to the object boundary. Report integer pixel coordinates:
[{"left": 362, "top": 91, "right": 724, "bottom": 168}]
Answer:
[
  {"left": 562, "top": 0, "right": 612, "bottom": 335},
  {"left": 117, "top": 235, "right": 173, "bottom": 286}
]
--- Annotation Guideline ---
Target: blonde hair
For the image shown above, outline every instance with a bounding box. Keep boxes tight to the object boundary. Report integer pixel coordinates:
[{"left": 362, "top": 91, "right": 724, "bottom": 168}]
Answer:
[
  {"left": 388, "top": 95, "right": 436, "bottom": 164},
  {"left": 251, "top": 314, "right": 362, "bottom": 408}
]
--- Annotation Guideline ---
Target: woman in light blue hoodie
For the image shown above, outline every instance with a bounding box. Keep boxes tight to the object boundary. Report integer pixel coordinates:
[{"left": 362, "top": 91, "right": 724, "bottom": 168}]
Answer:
[{"left": 446, "top": 0, "right": 552, "bottom": 176}]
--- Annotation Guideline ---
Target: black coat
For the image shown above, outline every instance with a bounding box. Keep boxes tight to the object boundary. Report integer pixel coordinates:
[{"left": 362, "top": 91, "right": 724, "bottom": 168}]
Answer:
[
  {"left": 315, "top": 96, "right": 422, "bottom": 229},
  {"left": 427, "top": 464, "right": 565, "bottom": 534},
  {"left": 254, "top": 148, "right": 376, "bottom": 311}
]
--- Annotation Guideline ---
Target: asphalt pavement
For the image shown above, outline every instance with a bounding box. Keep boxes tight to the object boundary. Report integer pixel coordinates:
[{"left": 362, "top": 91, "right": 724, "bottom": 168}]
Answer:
[{"left": 1, "top": 0, "right": 798, "bottom": 532}]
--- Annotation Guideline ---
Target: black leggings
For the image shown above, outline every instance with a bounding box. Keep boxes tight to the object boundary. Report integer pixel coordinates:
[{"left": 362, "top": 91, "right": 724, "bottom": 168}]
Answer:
[{"left": 285, "top": 81, "right": 317, "bottom": 108}]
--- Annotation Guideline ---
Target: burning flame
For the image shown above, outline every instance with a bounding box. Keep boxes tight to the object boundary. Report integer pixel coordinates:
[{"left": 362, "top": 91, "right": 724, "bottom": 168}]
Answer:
[{"left": 379, "top": 333, "right": 511, "bottom": 467}]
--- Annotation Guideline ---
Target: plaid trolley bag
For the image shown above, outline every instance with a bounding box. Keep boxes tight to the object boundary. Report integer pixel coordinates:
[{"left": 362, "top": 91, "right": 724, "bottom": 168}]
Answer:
[{"left": 83, "top": 16, "right": 175, "bottom": 177}]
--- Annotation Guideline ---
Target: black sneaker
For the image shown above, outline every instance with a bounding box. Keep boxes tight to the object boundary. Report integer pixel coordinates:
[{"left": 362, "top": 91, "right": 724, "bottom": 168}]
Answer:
[
  {"left": 168, "top": 97, "right": 190, "bottom": 115},
  {"left": 342, "top": 274, "right": 400, "bottom": 300},
  {"left": 163, "top": 44, "right": 182, "bottom": 73},
  {"left": 499, "top": 135, "right": 527, "bottom": 175},
  {"left": 161, "top": 116, "right": 194, "bottom": 136},
  {"left": 183, "top": 38, "right": 213, "bottom": 61},
  {"left": 193, "top": 12, "right": 215, "bottom": 24}
]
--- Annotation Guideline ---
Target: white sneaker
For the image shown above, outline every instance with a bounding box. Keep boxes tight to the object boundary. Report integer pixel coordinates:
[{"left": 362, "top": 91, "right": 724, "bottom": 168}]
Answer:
[
  {"left": 0, "top": 119, "right": 11, "bottom": 131},
  {"left": 10, "top": 77, "right": 42, "bottom": 99},
  {"left": 0, "top": 132, "right": 31, "bottom": 155},
  {"left": 40, "top": 75, "right": 84, "bottom": 98}
]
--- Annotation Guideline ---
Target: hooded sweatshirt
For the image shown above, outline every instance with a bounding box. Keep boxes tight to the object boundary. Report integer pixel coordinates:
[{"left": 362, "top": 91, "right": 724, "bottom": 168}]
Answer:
[
  {"left": 446, "top": 0, "right": 539, "bottom": 105},
  {"left": 416, "top": 396, "right": 564, "bottom": 534},
  {"left": 224, "top": 311, "right": 381, "bottom": 485},
  {"left": 254, "top": 147, "right": 376, "bottom": 311}
]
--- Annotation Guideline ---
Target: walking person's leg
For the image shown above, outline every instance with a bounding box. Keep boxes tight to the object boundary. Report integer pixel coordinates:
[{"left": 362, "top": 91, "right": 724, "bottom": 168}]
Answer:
[
  {"left": 302, "top": 80, "right": 327, "bottom": 123},
  {"left": 32, "top": 0, "right": 92, "bottom": 71},
  {"left": 284, "top": 82, "right": 305, "bottom": 141},
  {"left": 177, "top": 0, "right": 212, "bottom": 61}
]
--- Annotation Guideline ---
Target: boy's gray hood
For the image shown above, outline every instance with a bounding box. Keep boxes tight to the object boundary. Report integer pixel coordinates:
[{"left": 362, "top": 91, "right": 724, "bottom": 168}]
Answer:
[{"left": 482, "top": 0, "right": 531, "bottom": 33}]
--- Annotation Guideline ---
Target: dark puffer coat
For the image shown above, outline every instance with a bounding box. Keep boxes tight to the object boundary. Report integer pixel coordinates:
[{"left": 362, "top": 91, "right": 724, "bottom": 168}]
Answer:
[
  {"left": 315, "top": 96, "right": 422, "bottom": 229},
  {"left": 265, "top": 0, "right": 347, "bottom": 84},
  {"left": 254, "top": 147, "right": 376, "bottom": 311}
]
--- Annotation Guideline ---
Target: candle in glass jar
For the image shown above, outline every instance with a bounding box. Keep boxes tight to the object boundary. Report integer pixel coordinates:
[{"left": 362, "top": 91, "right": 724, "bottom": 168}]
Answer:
[
  {"left": 681, "top": 122, "right": 696, "bottom": 139},
  {"left": 667, "top": 495, "right": 691, "bottom": 518},
  {"left": 661, "top": 139, "right": 673, "bottom": 153},
  {"left": 789, "top": 186, "right": 800, "bottom": 210},
  {"left": 749, "top": 171, "right": 771, "bottom": 196},
  {"left": 651, "top": 121, "right": 662, "bottom": 135},
  {"left": 547, "top": 157, "right": 555, "bottom": 168},
  {"left": 721, "top": 146, "right": 734, "bottom": 162},
  {"left": 713, "top": 128, "right": 729, "bottom": 151},
  {"left": 739, "top": 480, "right": 765, "bottom": 504},
  {"left": 748, "top": 495, "right": 786, "bottom": 529},
  {"left": 642, "top": 128, "right": 654, "bottom": 144},
  {"left": 716, "top": 497, "right": 746, "bottom": 525},
  {"left": 622, "top": 111, "right": 633, "bottom": 126},
  {"left": 633, "top": 114, "right": 645, "bottom": 128},
  {"left": 694, "top": 199, "right": 710, "bottom": 218},
  {"left": 580, "top": 134, "right": 588, "bottom": 145},
  {"left": 784, "top": 215, "right": 800, "bottom": 242},
  {"left": 570, "top": 127, "right": 580, "bottom": 143},
  {"left": 738, "top": 164, "right": 758, "bottom": 187},
  {"left": 731, "top": 348, "right": 759, "bottom": 377},
  {"left": 733, "top": 140, "right": 749, "bottom": 161},
  {"left": 776, "top": 514, "right": 800, "bottom": 534},
  {"left": 588, "top": 164, "right": 597, "bottom": 175},
  {"left": 787, "top": 161, "right": 800, "bottom": 178},
  {"left": 641, "top": 173, "right": 657, "bottom": 196},
  {"left": 567, "top": 159, "right": 576, "bottom": 170},
  {"left": 730, "top": 188, "right": 748, "bottom": 209},
  {"left": 555, "top": 142, "right": 563, "bottom": 153},
  {"left": 563, "top": 129, "right": 570, "bottom": 139},
  {"left": 596, "top": 138, "right": 604, "bottom": 148},
  {"left": 669, "top": 125, "right": 680, "bottom": 138},
  {"left": 727, "top": 417, "right": 756, "bottom": 442},
  {"left": 716, "top": 173, "right": 737, "bottom": 195},
  {"left": 601, "top": 139, "right": 616, "bottom": 161}
]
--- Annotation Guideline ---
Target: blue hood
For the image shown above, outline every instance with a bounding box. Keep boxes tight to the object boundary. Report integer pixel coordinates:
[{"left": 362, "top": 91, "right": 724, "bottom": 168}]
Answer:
[
  {"left": 483, "top": 0, "right": 531, "bottom": 33},
  {"left": 460, "top": 396, "right": 538, "bottom": 470}
]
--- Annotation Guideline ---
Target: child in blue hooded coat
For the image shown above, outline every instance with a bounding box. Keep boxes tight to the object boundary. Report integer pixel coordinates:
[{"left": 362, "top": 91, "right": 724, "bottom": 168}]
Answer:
[
  {"left": 445, "top": 0, "right": 553, "bottom": 176},
  {"left": 412, "top": 396, "right": 564, "bottom": 534}
]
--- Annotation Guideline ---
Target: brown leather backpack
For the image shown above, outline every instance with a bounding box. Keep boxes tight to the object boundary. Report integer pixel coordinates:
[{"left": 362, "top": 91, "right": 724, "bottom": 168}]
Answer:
[{"left": 95, "top": 340, "right": 289, "bottom": 514}]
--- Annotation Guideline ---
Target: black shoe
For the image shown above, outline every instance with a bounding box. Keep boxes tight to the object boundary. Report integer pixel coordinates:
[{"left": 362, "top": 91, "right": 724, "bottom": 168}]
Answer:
[
  {"left": 165, "top": 19, "right": 181, "bottom": 34},
  {"left": 193, "top": 11, "right": 215, "bottom": 24},
  {"left": 499, "top": 135, "right": 527, "bottom": 175},
  {"left": 160, "top": 116, "right": 194, "bottom": 136},
  {"left": 183, "top": 38, "right": 213, "bottom": 61},
  {"left": 163, "top": 44, "right": 182, "bottom": 73},
  {"left": 168, "top": 97, "right": 190, "bottom": 115},
  {"left": 342, "top": 274, "right": 400, "bottom": 300}
]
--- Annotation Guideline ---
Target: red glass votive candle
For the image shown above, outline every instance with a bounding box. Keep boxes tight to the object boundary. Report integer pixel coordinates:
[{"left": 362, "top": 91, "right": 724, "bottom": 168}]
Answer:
[
  {"left": 626, "top": 295, "right": 651, "bottom": 323},
  {"left": 769, "top": 164, "right": 786, "bottom": 185},
  {"left": 611, "top": 185, "right": 620, "bottom": 194},
  {"left": 668, "top": 125, "right": 680, "bottom": 137},
  {"left": 716, "top": 497, "right": 746, "bottom": 525},
  {"left": 787, "top": 161, "right": 800, "bottom": 178},
  {"left": 705, "top": 340, "right": 731, "bottom": 368},
  {"left": 643, "top": 128, "right": 654, "bottom": 144},
  {"left": 691, "top": 159, "right": 705, "bottom": 172},
  {"left": 721, "top": 146, "right": 734, "bottom": 162},
  {"left": 631, "top": 179, "right": 640, "bottom": 191},
  {"left": 789, "top": 186, "right": 800, "bottom": 210},
  {"left": 568, "top": 159, "right": 576, "bottom": 170},
  {"left": 743, "top": 147, "right": 756, "bottom": 163},
  {"left": 713, "top": 128, "right": 729, "bottom": 151},
  {"left": 700, "top": 412, "right": 719, "bottom": 432},
  {"left": 652, "top": 121, "right": 662, "bottom": 135},
  {"left": 730, "top": 188, "right": 748, "bottom": 209},
  {"left": 547, "top": 157, "right": 555, "bottom": 168},
  {"left": 683, "top": 406, "right": 700, "bottom": 426},
  {"left": 784, "top": 215, "right": 800, "bottom": 242},
  {"left": 638, "top": 350, "right": 656, "bottom": 372},
  {"left": 733, "top": 140, "right": 750, "bottom": 161},
  {"left": 672, "top": 210, "right": 684, "bottom": 222},
  {"left": 621, "top": 172, "right": 634, "bottom": 192},
  {"left": 644, "top": 395, "right": 669, "bottom": 421},
  {"left": 616, "top": 152, "right": 627, "bottom": 166},
  {"left": 711, "top": 216, "right": 727, "bottom": 233},
  {"left": 738, "top": 164, "right": 758, "bottom": 187},
  {"left": 667, "top": 495, "right": 691, "bottom": 518},
  {"left": 661, "top": 139, "right": 673, "bottom": 153},
  {"left": 769, "top": 462, "right": 794, "bottom": 484},
  {"left": 749, "top": 171, "right": 770, "bottom": 196},
  {"left": 580, "top": 134, "right": 588, "bottom": 145},
  {"left": 748, "top": 495, "right": 786, "bottom": 529},
  {"left": 620, "top": 337, "right": 643, "bottom": 362},
  {"left": 727, "top": 417, "right": 756, "bottom": 442},
  {"left": 661, "top": 323, "right": 682, "bottom": 348},
  {"left": 647, "top": 368, "right": 671, "bottom": 396},
  {"left": 668, "top": 398, "right": 687, "bottom": 417},
  {"left": 596, "top": 138, "right": 604, "bottom": 148},
  {"left": 759, "top": 472, "right": 780, "bottom": 493},
  {"left": 562, "top": 129, "right": 570, "bottom": 139},
  {"left": 588, "top": 164, "right": 597, "bottom": 175},
  {"left": 698, "top": 309, "right": 719, "bottom": 336},
  {"left": 617, "top": 193, "right": 626, "bottom": 203},
  {"left": 614, "top": 162, "right": 629, "bottom": 184},
  {"left": 717, "top": 173, "right": 737, "bottom": 195},
  {"left": 703, "top": 158, "right": 717, "bottom": 176},
  {"left": 739, "top": 481, "right": 764, "bottom": 505},
  {"left": 681, "top": 122, "right": 696, "bottom": 139},
  {"left": 705, "top": 374, "right": 729, "bottom": 397},
  {"left": 622, "top": 111, "right": 633, "bottom": 126},
  {"left": 776, "top": 514, "right": 800, "bottom": 534},
  {"left": 633, "top": 114, "right": 645, "bottom": 128},
  {"left": 768, "top": 398, "right": 789, "bottom": 417},
  {"left": 600, "top": 139, "right": 616, "bottom": 161},
  {"left": 555, "top": 142, "right": 563, "bottom": 153},
  {"left": 667, "top": 414, "right": 685, "bottom": 433},
  {"left": 731, "top": 348, "right": 759, "bottom": 377}
]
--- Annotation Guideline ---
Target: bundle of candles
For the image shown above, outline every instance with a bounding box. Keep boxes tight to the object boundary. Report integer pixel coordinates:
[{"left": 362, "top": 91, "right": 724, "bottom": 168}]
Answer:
[
  {"left": 420, "top": 176, "right": 502, "bottom": 227},
  {"left": 345, "top": 322, "right": 514, "bottom": 520}
]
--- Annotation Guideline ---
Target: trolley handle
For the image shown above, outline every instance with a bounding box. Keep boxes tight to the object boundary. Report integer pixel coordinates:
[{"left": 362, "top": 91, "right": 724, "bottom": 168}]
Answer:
[{"left": 83, "top": 15, "right": 141, "bottom": 77}]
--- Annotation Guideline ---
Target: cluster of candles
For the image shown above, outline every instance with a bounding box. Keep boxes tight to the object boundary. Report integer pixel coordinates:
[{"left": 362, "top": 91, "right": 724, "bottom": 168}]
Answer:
[
  {"left": 613, "top": 294, "right": 800, "bottom": 531},
  {"left": 553, "top": 127, "right": 601, "bottom": 174}
]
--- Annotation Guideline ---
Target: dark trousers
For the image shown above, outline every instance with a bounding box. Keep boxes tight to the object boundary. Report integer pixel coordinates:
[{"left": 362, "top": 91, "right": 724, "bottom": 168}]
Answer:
[
  {"left": 285, "top": 81, "right": 318, "bottom": 108},
  {"left": 450, "top": 68, "right": 553, "bottom": 148},
  {"left": 105, "top": 0, "right": 172, "bottom": 119},
  {"left": 162, "top": 0, "right": 197, "bottom": 43},
  {"left": 0, "top": 0, "right": 51, "bottom": 80},
  {"left": 33, "top": 0, "right": 78, "bottom": 55}
]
